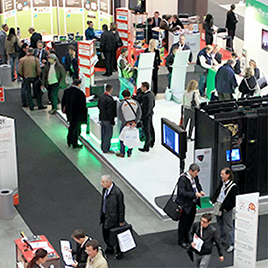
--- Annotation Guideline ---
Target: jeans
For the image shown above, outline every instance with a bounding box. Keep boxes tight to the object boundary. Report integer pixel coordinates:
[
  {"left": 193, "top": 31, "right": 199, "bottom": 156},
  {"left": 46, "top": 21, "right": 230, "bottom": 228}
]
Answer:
[
  {"left": 217, "top": 209, "right": 234, "bottom": 246},
  {"left": 193, "top": 252, "right": 212, "bottom": 268},
  {"left": 198, "top": 74, "right": 207, "bottom": 96},
  {"left": 101, "top": 121, "right": 113, "bottom": 153},
  {"left": 48, "top": 83, "right": 60, "bottom": 110},
  {"left": 9, "top": 53, "right": 19, "bottom": 81}
]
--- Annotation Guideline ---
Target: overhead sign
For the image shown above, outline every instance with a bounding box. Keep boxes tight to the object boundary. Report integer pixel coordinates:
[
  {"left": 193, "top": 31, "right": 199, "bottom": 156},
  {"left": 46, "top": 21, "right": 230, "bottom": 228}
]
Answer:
[{"left": 234, "top": 192, "right": 259, "bottom": 268}]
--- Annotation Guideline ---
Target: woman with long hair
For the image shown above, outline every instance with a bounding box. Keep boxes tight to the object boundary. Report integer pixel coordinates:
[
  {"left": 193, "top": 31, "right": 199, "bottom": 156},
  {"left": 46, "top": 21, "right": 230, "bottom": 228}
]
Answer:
[
  {"left": 204, "top": 14, "right": 215, "bottom": 45},
  {"left": 5, "top": 27, "right": 21, "bottom": 81},
  {"left": 249, "top": 59, "right": 260, "bottom": 80},
  {"left": 144, "top": 39, "right": 161, "bottom": 95},
  {"left": 27, "top": 248, "right": 48, "bottom": 268},
  {"left": 182, "top": 80, "right": 200, "bottom": 140}
]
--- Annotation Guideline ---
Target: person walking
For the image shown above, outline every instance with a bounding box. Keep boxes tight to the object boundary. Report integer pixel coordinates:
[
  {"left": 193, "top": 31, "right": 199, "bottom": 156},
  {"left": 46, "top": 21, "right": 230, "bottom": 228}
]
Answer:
[
  {"left": 138, "top": 82, "right": 155, "bottom": 153},
  {"left": 182, "top": 80, "right": 200, "bottom": 141},
  {"left": 42, "top": 53, "right": 66, "bottom": 114},
  {"left": 18, "top": 47, "right": 46, "bottom": 111},
  {"left": 100, "top": 175, "right": 125, "bottom": 260},
  {"left": 0, "top": 23, "right": 9, "bottom": 64},
  {"left": 5, "top": 27, "right": 21, "bottom": 81},
  {"left": 190, "top": 213, "right": 224, "bottom": 268},
  {"left": 61, "top": 79, "right": 87, "bottom": 149},
  {"left": 176, "top": 163, "right": 205, "bottom": 248},
  {"left": 215, "top": 59, "right": 238, "bottom": 101},
  {"left": 97, "top": 84, "right": 116, "bottom": 154},
  {"left": 116, "top": 89, "right": 141, "bottom": 158},
  {"left": 144, "top": 39, "right": 161, "bottom": 95},
  {"left": 211, "top": 167, "right": 238, "bottom": 253},
  {"left": 226, "top": 4, "right": 238, "bottom": 51}
]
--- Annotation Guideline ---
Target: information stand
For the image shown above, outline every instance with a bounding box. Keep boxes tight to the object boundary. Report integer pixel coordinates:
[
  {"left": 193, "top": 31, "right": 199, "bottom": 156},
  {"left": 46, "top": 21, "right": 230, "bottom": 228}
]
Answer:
[
  {"left": 136, "top": 52, "right": 155, "bottom": 89},
  {"left": 15, "top": 235, "right": 60, "bottom": 268},
  {"left": 0, "top": 115, "right": 19, "bottom": 205},
  {"left": 170, "top": 50, "right": 190, "bottom": 103},
  {"left": 77, "top": 40, "right": 95, "bottom": 97}
]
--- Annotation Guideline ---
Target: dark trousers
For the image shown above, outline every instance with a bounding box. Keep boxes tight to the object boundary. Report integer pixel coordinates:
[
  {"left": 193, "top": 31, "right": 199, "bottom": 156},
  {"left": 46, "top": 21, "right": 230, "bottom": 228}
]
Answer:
[
  {"left": 102, "top": 225, "right": 121, "bottom": 254},
  {"left": 227, "top": 29, "right": 235, "bottom": 51},
  {"left": 48, "top": 83, "right": 60, "bottom": 110},
  {"left": 184, "top": 108, "right": 195, "bottom": 139},
  {"left": 104, "top": 51, "right": 113, "bottom": 75},
  {"left": 24, "top": 77, "right": 42, "bottom": 110},
  {"left": 152, "top": 68, "right": 158, "bottom": 95},
  {"left": 67, "top": 121, "right": 82, "bottom": 146},
  {"left": 142, "top": 115, "right": 155, "bottom": 150},
  {"left": 21, "top": 80, "right": 27, "bottom": 106},
  {"left": 101, "top": 121, "right": 113, "bottom": 153},
  {"left": 178, "top": 202, "right": 196, "bottom": 244},
  {"left": 111, "top": 49, "right": 117, "bottom": 71}
]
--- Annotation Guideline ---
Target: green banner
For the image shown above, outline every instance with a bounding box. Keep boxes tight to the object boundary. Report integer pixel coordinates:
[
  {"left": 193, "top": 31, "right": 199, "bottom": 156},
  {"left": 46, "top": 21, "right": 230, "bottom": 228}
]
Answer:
[{"left": 246, "top": 0, "right": 268, "bottom": 26}]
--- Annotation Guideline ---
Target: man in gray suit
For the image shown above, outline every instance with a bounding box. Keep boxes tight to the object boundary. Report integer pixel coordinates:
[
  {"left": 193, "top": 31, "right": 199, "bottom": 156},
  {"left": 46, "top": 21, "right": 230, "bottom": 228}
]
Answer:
[{"left": 0, "top": 24, "right": 9, "bottom": 64}]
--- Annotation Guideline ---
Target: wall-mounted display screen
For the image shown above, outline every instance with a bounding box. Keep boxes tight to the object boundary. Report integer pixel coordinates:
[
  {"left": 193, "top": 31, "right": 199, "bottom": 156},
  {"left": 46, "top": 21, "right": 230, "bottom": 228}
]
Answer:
[
  {"left": 262, "top": 29, "right": 268, "bottom": 52},
  {"left": 226, "top": 148, "right": 241, "bottom": 162}
]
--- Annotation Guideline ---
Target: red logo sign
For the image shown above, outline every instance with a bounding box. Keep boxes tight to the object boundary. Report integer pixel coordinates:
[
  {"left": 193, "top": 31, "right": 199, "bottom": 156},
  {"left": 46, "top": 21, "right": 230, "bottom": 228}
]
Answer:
[{"left": 0, "top": 87, "right": 4, "bottom": 102}]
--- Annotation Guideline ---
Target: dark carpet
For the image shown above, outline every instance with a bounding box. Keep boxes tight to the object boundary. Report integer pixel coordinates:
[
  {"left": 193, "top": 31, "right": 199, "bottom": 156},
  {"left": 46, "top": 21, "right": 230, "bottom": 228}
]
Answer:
[{"left": 1, "top": 88, "right": 267, "bottom": 268}]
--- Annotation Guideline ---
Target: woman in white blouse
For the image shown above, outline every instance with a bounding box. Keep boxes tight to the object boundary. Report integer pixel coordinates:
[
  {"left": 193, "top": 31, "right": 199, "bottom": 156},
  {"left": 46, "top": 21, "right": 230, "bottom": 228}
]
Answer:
[{"left": 182, "top": 80, "right": 200, "bottom": 141}]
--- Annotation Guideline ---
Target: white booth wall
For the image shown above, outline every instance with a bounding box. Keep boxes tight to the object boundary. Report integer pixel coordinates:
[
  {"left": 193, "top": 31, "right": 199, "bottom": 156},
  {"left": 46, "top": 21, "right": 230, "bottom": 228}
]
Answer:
[{"left": 244, "top": 1, "right": 268, "bottom": 80}]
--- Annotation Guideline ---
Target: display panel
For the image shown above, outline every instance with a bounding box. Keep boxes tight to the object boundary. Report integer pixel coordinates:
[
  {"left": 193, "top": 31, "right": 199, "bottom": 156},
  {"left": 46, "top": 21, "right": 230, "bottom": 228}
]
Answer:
[
  {"left": 226, "top": 148, "right": 241, "bottom": 162},
  {"left": 128, "top": 0, "right": 146, "bottom": 13},
  {"left": 161, "top": 118, "right": 187, "bottom": 159},
  {"left": 261, "top": 29, "right": 268, "bottom": 52}
]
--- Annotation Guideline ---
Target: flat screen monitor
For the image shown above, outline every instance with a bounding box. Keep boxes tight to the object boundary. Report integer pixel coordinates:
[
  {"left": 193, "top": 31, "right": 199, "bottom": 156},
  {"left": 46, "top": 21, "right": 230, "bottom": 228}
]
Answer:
[
  {"left": 226, "top": 148, "right": 241, "bottom": 162},
  {"left": 161, "top": 118, "right": 187, "bottom": 159},
  {"left": 59, "top": 35, "right": 67, "bottom": 41},
  {"left": 75, "top": 35, "right": 83, "bottom": 41},
  {"left": 129, "top": 0, "right": 146, "bottom": 13},
  {"left": 95, "top": 30, "right": 103, "bottom": 39},
  {"left": 262, "top": 29, "right": 268, "bottom": 52}
]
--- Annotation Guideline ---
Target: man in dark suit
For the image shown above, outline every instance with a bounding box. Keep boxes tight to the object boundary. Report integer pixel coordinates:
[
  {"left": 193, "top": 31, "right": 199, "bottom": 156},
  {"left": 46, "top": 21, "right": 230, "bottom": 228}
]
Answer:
[
  {"left": 61, "top": 79, "right": 87, "bottom": 149},
  {"left": 71, "top": 229, "right": 91, "bottom": 268},
  {"left": 176, "top": 163, "right": 205, "bottom": 248},
  {"left": 138, "top": 82, "right": 155, "bottom": 152},
  {"left": 169, "top": 34, "right": 193, "bottom": 62},
  {"left": 100, "top": 174, "right": 125, "bottom": 259},
  {"left": 97, "top": 84, "right": 116, "bottom": 154},
  {"left": 226, "top": 4, "right": 238, "bottom": 51},
  {"left": 34, "top": 40, "right": 48, "bottom": 69},
  {"left": 28, "top": 27, "right": 42, "bottom": 49},
  {"left": 151, "top": 11, "right": 161, "bottom": 28}
]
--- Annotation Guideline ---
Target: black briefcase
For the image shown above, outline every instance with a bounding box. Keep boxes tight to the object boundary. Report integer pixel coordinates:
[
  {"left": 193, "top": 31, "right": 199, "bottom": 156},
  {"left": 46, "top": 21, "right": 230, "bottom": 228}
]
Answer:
[
  {"left": 163, "top": 184, "right": 183, "bottom": 221},
  {"left": 109, "top": 224, "right": 133, "bottom": 246}
]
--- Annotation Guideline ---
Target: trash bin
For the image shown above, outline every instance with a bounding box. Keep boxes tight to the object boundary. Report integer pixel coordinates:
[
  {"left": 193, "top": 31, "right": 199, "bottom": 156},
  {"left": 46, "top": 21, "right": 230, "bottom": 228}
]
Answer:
[
  {"left": 0, "top": 189, "right": 15, "bottom": 220},
  {"left": 0, "top": 64, "right": 12, "bottom": 87}
]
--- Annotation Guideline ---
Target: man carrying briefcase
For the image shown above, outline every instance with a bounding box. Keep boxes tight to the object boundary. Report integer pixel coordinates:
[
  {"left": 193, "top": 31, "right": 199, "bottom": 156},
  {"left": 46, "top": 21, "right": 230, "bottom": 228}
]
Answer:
[{"left": 100, "top": 174, "right": 125, "bottom": 259}]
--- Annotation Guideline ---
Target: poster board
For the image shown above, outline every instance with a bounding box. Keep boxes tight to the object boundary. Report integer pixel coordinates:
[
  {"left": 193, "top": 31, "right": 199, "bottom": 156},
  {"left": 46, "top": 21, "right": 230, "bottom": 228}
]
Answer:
[
  {"left": 194, "top": 148, "right": 212, "bottom": 196},
  {"left": 0, "top": 115, "right": 19, "bottom": 205},
  {"left": 234, "top": 192, "right": 259, "bottom": 268}
]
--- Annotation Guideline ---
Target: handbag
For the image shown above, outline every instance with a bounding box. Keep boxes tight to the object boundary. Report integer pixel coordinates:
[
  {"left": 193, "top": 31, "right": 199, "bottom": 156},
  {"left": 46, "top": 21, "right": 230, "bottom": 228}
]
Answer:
[
  {"left": 257, "top": 76, "right": 267, "bottom": 90},
  {"left": 109, "top": 224, "right": 133, "bottom": 247},
  {"left": 14, "top": 38, "right": 20, "bottom": 53},
  {"left": 163, "top": 183, "right": 183, "bottom": 221}
]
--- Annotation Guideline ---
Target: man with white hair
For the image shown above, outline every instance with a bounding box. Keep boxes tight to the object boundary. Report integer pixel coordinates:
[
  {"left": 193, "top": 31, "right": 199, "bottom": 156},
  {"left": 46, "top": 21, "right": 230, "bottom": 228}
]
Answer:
[
  {"left": 215, "top": 59, "right": 238, "bottom": 101},
  {"left": 100, "top": 175, "right": 125, "bottom": 259}
]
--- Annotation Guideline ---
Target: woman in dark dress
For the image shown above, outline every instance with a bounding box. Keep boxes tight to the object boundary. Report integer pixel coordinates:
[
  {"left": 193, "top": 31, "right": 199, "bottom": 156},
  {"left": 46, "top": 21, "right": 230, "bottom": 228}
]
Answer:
[
  {"left": 27, "top": 248, "right": 48, "bottom": 268},
  {"left": 144, "top": 39, "right": 161, "bottom": 95},
  {"left": 239, "top": 66, "right": 260, "bottom": 98},
  {"left": 204, "top": 14, "right": 215, "bottom": 45}
]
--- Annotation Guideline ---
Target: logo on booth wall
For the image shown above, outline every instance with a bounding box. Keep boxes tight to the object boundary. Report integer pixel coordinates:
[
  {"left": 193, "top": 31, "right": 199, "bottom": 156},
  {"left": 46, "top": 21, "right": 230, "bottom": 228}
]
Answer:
[
  {"left": 248, "top": 203, "right": 256, "bottom": 214},
  {"left": 196, "top": 155, "right": 204, "bottom": 162}
]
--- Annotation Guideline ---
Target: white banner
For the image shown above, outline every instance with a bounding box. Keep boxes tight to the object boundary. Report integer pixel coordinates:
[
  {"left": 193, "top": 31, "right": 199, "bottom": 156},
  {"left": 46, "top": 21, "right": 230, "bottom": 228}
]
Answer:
[
  {"left": 234, "top": 192, "right": 259, "bottom": 268},
  {"left": 0, "top": 116, "right": 18, "bottom": 192},
  {"left": 194, "top": 148, "right": 212, "bottom": 196}
]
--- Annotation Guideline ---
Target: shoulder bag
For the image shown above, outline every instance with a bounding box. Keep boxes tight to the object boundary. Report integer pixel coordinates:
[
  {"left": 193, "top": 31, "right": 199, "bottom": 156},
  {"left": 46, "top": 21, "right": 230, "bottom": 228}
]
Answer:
[
  {"left": 14, "top": 38, "right": 20, "bottom": 53},
  {"left": 163, "top": 183, "right": 183, "bottom": 221},
  {"left": 213, "top": 182, "right": 236, "bottom": 216},
  {"left": 125, "top": 99, "right": 142, "bottom": 128}
]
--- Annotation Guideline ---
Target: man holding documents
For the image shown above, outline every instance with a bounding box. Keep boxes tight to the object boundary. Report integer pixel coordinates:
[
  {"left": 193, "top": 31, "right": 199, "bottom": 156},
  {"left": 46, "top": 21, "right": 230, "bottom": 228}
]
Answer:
[{"left": 190, "top": 213, "right": 224, "bottom": 268}]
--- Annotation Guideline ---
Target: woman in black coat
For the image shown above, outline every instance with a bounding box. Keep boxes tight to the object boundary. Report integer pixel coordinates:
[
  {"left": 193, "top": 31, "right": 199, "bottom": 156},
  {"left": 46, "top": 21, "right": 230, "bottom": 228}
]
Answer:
[
  {"left": 239, "top": 66, "right": 259, "bottom": 98},
  {"left": 204, "top": 14, "right": 215, "bottom": 45},
  {"left": 144, "top": 39, "right": 161, "bottom": 95}
]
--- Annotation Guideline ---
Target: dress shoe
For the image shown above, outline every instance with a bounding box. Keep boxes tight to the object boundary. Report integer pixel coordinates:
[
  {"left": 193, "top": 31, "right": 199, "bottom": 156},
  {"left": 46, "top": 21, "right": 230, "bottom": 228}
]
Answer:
[
  {"left": 103, "top": 150, "right": 114, "bottom": 154},
  {"left": 116, "top": 153, "right": 124, "bottom": 158},
  {"left": 179, "top": 242, "right": 190, "bottom": 250},
  {"left": 38, "top": 106, "right": 47, "bottom": 110},
  {"left": 73, "top": 144, "right": 83, "bottom": 149},
  {"left": 138, "top": 148, "right": 149, "bottom": 152},
  {"left": 113, "top": 252, "right": 123, "bottom": 260},
  {"left": 49, "top": 109, "right": 57, "bottom": 115},
  {"left": 29, "top": 107, "right": 34, "bottom": 111}
]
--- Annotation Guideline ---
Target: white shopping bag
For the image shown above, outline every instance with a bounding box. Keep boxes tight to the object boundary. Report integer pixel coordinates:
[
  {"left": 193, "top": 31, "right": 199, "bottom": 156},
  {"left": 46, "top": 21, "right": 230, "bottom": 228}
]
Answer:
[
  {"left": 117, "top": 229, "right": 136, "bottom": 252},
  {"left": 119, "top": 126, "right": 140, "bottom": 148}
]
